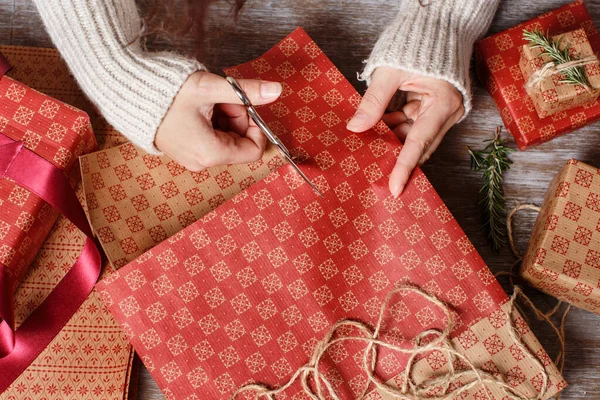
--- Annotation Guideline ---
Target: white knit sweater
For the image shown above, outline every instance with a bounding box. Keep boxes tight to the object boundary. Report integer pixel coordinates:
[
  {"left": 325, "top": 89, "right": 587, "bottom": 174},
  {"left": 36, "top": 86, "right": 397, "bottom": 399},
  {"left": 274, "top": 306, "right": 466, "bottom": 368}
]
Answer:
[{"left": 33, "top": 0, "right": 500, "bottom": 154}]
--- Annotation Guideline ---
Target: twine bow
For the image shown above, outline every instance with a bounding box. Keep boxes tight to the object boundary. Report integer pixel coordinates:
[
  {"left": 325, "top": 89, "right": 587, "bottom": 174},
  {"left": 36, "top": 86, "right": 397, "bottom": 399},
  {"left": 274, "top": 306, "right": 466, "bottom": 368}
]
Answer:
[
  {"left": 525, "top": 56, "right": 599, "bottom": 92},
  {"left": 231, "top": 284, "right": 551, "bottom": 400}
]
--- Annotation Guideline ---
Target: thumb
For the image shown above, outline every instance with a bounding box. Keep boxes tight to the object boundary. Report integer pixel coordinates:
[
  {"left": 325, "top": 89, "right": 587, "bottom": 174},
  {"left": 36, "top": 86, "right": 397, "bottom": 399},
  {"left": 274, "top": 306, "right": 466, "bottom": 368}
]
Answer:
[
  {"left": 199, "top": 73, "right": 282, "bottom": 106},
  {"left": 347, "top": 70, "right": 399, "bottom": 133}
]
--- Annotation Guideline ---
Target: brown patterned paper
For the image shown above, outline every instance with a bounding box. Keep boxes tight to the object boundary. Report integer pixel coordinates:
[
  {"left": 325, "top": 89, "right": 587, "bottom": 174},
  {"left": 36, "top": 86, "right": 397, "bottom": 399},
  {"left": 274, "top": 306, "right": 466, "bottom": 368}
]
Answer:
[
  {"left": 0, "top": 45, "right": 135, "bottom": 400},
  {"left": 81, "top": 143, "right": 283, "bottom": 268},
  {"left": 475, "top": 0, "right": 600, "bottom": 150},
  {"left": 521, "top": 159, "right": 600, "bottom": 314},
  {"left": 98, "top": 28, "right": 566, "bottom": 400},
  {"left": 519, "top": 28, "right": 600, "bottom": 118}
]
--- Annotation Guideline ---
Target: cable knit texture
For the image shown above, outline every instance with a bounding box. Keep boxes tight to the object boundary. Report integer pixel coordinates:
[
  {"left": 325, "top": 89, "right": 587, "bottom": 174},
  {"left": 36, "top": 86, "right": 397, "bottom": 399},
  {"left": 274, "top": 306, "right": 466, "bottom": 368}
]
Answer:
[
  {"left": 32, "top": 0, "right": 203, "bottom": 154},
  {"left": 361, "top": 0, "right": 501, "bottom": 117}
]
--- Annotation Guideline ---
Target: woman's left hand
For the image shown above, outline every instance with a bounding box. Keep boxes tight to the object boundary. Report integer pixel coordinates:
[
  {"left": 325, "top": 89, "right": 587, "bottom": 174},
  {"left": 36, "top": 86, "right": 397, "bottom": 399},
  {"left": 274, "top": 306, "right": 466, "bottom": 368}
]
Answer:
[{"left": 347, "top": 67, "right": 465, "bottom": 198}]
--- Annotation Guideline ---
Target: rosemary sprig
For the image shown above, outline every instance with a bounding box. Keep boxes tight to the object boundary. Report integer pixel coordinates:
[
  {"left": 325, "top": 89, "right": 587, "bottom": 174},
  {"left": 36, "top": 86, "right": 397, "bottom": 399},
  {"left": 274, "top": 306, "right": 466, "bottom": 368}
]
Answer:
[
  {"left": 468, "top": 127, "right": 514, "bottom": 251},
  {"left": 523, "top": 29, "right": 590, "bottom": 88}
]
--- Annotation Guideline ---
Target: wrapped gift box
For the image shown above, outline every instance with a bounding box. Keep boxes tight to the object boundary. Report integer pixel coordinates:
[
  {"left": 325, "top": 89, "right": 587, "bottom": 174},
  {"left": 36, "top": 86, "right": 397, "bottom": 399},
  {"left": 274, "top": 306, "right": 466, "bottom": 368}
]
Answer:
[
  {"left": 519, "top": 28, "right": 600, "bottom": 118},
  {"left": 0, "top": 66, "right": 96, "bottom": 293},
  {"left": 521, "top": 159, "right": 600, "bottom": 314},
  {"left": 0, "top": 45, "right": 135, "bottom": 400},
  {"left": 475, "top": 0, "right": 600, "bottom": 149},
  {"left": 98, "top": 28, "right": 566, "bottom": 400}
]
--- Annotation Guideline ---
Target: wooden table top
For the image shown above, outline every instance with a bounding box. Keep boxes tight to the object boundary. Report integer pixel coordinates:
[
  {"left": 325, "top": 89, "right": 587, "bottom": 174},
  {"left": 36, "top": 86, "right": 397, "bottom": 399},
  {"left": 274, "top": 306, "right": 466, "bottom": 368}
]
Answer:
[{"left": 2, "top": 0, "right": 599, "bottom": 398}]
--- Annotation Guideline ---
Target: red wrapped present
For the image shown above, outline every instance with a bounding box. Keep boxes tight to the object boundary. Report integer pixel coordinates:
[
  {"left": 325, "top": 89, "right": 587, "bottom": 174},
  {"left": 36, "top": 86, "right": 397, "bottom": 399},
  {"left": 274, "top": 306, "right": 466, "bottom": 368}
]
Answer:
[
  {"left": 475, "top": 0, "right": 600, "bottom": 149},
  {"left": 0, "top": 58, "right": 96, "bottom": 288},
  {"left": 0, "top": 45, "right": 135, "bottom": 400},
  {"left": 98, "top": 28, "right": 565, "bottom": 399},
  {"left": 0, "top": 49, "right": 108, "bottom": 393}
]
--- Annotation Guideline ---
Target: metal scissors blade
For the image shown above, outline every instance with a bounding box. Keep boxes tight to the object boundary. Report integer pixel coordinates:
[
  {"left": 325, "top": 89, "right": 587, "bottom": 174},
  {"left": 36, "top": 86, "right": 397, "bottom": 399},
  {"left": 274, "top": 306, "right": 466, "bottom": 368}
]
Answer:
[{"left": 226, "top": 76, "right": 323, "bottom": 197}]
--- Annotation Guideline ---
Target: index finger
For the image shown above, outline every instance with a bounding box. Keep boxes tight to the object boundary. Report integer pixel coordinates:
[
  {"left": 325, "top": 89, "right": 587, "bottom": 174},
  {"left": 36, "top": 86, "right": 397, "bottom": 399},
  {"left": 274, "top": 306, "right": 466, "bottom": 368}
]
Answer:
[{"left": 388, "top": 110, "right": 447, "bottom": 197}]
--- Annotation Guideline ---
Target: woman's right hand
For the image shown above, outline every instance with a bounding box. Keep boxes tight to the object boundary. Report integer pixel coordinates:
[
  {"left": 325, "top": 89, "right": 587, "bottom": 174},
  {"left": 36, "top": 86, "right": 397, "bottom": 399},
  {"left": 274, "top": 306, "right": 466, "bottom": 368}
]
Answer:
[{"left": 155, "top": 71, "right": 282, "bottom": 171}]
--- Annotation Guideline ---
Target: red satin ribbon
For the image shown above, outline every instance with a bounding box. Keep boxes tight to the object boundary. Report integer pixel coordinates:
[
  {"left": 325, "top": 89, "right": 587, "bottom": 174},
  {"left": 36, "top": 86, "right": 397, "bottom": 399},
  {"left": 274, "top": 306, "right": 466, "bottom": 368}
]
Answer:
[{"left": 0, "top": 133, "right": 102, "bottom": 391}]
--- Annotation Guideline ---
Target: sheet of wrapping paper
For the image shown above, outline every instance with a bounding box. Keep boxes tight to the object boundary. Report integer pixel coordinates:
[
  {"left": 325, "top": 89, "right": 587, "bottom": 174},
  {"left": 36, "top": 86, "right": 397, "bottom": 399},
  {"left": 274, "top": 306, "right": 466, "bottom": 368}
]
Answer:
[
  {"left": 475, "top": 0, "right": 600, "bottom": 150},
  {"left": 522, "top": 159, "right": 600, "bottom": 314},
  {"left": 0, "top": 45, "right": 135, "bottom": 400},
  {"left": 81, "top": 144, "right": 283, "bottom": 268},
  {"left": 519, "top": 28, "right": 600, "bottom": 118},
  {"left": 97, "top": 28, "right": 566, "bottom": 400},
  {"left": 0, "top": 74, "right": 96, "bottom": 293}
]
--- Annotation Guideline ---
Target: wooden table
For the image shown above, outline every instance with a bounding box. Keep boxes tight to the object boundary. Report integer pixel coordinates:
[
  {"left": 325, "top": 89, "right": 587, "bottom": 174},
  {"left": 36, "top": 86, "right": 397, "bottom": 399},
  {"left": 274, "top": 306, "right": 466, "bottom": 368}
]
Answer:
[{"left": 1, "top": 0, "right": 599, "bottom": 398}]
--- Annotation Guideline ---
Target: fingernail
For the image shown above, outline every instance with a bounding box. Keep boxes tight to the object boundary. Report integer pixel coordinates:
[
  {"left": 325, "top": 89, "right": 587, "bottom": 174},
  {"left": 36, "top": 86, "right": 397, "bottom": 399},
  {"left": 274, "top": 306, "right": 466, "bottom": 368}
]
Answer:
[
  {"left": 260, "top": 82, "right": 282, "bottom": 99},
  {"left": 346, "top": 112, "right": 366, "bottom": 131},
  {"left": 391, "top": 183, "right": 404, "bottom": 199}
]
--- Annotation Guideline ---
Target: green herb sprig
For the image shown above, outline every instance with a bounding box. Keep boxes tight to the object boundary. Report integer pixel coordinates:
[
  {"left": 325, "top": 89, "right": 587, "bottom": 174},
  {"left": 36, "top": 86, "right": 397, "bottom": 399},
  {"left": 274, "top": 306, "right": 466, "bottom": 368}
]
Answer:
[
  {"left": 468, "top": 127, "right": 514, "bottom": 251},
  {"left": 523, "top": 29, "right": 590, "bottom": 89}
]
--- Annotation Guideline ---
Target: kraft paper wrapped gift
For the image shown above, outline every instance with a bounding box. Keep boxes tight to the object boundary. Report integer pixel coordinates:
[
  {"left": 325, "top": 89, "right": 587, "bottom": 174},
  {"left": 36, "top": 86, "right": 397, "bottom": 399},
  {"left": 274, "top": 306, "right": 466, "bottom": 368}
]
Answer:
[
  {"left": 521, "top": 159, "right": 600, "bottom": 314},
  {"left": 98, "top": 28, "right": 566, "bottom": 400},
  {"left": 0, "top": 45, "right": 135, "bottom": 400},
  {"left": 519, "top": 28, "right": 600, "bottom": 118},
  {"left": 475, "top": 0, "right": 600, "bottom": 149}
]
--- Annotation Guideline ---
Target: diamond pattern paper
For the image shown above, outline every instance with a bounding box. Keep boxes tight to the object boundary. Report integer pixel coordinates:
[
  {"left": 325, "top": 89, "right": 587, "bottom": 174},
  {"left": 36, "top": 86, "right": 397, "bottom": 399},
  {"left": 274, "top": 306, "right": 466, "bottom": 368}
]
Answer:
[
  {"left": 98, "top": 29, "right": 565, "bottom": 399},
  {"left": 475, "top": 0, "right": 600, "bottom": 150},
  {"left": 522, "top": 159, "right": 600, "bottom": 314},
  {"left": 0, "top": 45, "right": 135, "bottom": 400},
  {"left": 81, "top": 143, "right": 283, "bottom": 268}
]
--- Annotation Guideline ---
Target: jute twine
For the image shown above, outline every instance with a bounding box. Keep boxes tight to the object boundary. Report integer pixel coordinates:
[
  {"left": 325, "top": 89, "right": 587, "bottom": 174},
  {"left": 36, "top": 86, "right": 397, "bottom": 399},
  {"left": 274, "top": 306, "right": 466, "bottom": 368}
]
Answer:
[
  {"left": 231, "top": 283, "right": 552, "bottom": 400},
  {"left": 525, "top": 56, "right": 598, "bottom": 92},
  {"left": 502, "top": 204, "right": 572, "bottom": 400}
]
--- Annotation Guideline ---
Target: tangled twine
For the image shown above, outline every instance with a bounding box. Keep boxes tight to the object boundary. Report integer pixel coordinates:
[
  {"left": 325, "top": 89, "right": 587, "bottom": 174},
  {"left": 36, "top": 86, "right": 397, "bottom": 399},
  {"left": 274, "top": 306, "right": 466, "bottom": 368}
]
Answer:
[
  {"left": 504, "top": 204, "right": 571, "bottom": 379},
  {"left": 525, "top": 56, "right": 598, "bottom": 92},
  {"left": 231, "top": 284, "right": 551, "bottom": 400}
]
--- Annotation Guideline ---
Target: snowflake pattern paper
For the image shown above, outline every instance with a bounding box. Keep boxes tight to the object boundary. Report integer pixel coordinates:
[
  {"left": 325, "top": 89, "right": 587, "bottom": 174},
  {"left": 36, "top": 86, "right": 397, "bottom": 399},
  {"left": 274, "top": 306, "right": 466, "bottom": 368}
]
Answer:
[{"left": 98, "top": 29, "right": 565, "bottom": 400}]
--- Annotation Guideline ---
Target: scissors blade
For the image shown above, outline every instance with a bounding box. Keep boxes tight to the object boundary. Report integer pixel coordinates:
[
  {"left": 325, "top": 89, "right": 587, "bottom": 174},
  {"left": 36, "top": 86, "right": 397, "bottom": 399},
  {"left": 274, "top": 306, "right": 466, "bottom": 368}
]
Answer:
[
  {"left": 281, "top": 151, "right": 323, "bottom": 197},
  {"left": 226, "top": 76, "right": 322, "bottom": 197}
]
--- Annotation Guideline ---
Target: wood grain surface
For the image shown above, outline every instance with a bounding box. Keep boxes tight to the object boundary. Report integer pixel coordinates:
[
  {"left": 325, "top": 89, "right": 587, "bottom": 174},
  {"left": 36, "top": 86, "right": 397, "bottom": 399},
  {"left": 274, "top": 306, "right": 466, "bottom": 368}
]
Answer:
[{"left": 1, "top": 0, "right": 599, "bottom": 398}]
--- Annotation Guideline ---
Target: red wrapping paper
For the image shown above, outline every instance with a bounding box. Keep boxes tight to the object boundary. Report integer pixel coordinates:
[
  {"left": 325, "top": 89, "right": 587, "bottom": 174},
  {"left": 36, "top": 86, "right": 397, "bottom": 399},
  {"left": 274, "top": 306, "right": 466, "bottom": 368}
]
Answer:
[
  {"left": 474, "top": 0, "right": 600, "bottom": 150},
  {"left": 98, "top": 29, "right": 565, "bottom": 399},
  {"left": 0, "top": 75, "right": 96, "bottom": 289}
]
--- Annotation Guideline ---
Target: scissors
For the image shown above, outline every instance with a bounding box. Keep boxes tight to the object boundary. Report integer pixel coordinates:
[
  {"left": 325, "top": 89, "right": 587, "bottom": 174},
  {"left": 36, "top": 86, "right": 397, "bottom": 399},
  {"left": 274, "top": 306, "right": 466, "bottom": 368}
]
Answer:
[{"left": 226, "top": 76, "right": 323, "bottom": 197}]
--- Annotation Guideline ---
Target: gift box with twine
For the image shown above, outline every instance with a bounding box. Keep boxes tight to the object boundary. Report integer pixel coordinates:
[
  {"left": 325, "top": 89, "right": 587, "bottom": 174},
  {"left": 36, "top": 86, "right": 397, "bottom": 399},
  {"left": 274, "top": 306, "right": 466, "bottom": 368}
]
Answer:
[{"left": 519, "top": 28, "right": 600, "bottom": 118}]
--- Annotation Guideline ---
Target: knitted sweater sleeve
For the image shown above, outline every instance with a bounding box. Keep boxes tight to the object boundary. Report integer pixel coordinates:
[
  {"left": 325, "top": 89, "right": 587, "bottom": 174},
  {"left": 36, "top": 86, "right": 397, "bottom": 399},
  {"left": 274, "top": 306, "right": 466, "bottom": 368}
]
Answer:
[
  {"left": 361, "top": 0, "right": 501, "bottom": 116},
  {"left": 32, "top": 0, "right": 203, "bottom": 154}
]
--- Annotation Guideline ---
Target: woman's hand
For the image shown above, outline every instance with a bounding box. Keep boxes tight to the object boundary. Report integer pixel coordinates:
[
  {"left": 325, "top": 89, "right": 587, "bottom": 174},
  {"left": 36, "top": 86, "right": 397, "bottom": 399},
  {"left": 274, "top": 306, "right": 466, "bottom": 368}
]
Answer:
[
  {"left": 347, "top": 67, "right": 464, "bottom": 198},
  {"left": 155, "top": 71, "right": 282, "bottom": 171}
]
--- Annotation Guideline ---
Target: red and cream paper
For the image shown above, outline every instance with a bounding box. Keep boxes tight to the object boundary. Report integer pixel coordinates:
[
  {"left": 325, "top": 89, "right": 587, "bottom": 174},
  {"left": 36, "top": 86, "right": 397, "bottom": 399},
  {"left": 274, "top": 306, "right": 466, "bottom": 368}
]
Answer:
[
  {"left": 81, "top": 144, "right": 282, "bottom": 268},
  {"left": 521, "top": 159, "right": 600, "bottom": 314},
  {"left": 475, "top": 0, "right": 600, "bottom": 150},
  {"left": 0, "top": 45, "right": 135, "bottom": 400},
  {"left": 98, "top": 28, "right": 565, "bottom": 399}
]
